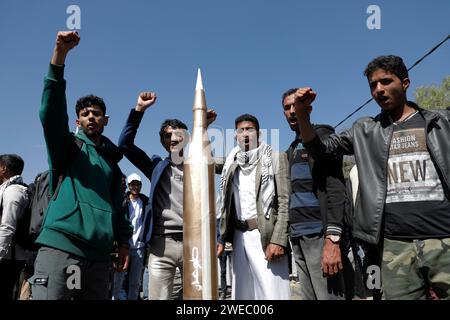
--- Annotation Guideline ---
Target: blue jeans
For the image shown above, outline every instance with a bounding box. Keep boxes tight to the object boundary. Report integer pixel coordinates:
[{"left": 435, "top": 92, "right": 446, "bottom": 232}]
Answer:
[
  {"left": 142, "top": 267, "right": 149, "bottom": 300},
  {"left": 219, "top": 250, "right": 231, "bottom": 293},
  {"left": 112, "top": 247, "right": 145, "bottom": 300}
]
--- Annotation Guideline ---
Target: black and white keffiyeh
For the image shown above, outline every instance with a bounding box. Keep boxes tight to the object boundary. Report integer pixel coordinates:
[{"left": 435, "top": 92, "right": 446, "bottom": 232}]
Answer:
[{"left": 219, "top": 142, "right": 275, "bottom": 219}]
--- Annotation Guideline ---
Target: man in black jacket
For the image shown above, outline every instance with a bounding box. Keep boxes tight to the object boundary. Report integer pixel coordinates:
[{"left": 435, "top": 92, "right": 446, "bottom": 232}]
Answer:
[
  {"left": 294, "top": 55, "right": 450, "bottom": 300},
  {"left": 281, "top": 89, "right": 347, "bottom": 300}
]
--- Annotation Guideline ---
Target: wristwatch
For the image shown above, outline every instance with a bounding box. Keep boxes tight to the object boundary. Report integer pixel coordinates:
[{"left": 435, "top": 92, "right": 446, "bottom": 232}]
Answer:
[{"left": 325, "top": 234, "right": 341, "bottom": 244}]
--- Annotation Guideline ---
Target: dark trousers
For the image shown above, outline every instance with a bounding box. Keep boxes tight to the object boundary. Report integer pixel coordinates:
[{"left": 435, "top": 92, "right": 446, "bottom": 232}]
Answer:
[
  {"left": 29, "top": 246, "right": 111, "bottom": 300},
  {"left": 0, "top": 259, "right": 25, "bottom": 300},
  {"left": 291, "top": 234, "right": 345, "bottom": 300},
  {"left": 219, "top": 250, "right": 231, "bottom": 293}
]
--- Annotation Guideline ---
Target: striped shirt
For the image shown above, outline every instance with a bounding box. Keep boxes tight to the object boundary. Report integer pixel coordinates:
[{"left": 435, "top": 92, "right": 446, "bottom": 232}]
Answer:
[{"left": 287, "top": 139, "right": 323, "bottom": 237}]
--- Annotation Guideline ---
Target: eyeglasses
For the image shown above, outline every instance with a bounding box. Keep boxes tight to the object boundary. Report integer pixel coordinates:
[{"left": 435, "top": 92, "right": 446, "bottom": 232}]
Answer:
[{"left": 235, "top": 127, "right": 257, "bottom": 134}]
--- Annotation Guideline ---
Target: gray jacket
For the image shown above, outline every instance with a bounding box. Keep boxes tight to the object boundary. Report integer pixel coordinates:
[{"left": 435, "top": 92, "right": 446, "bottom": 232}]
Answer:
[
  {"left": 219, "top": 152, "right": 290, "bottom": 250},
  {"left": 305, "top": 104, "right": 450, "bottom": 245},
  {"left": 0, "top": 181, "right": 30, "bottom": 261}
]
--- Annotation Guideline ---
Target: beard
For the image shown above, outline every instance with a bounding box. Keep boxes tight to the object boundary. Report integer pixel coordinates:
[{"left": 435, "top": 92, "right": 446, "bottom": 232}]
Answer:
[{"left": 81, "top": 126, "right": 104, "bottom": 138}]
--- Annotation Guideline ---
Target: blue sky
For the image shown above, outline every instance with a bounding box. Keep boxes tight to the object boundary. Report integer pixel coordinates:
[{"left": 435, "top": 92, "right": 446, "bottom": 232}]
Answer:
[{"left": 0, "top": 0, "right": 449, "bottom": 194}]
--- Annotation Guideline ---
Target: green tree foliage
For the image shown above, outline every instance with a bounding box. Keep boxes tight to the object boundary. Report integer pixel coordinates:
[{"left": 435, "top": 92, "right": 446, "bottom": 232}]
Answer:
[{"left": 414, "top": 76, "right": 450, "bottom": 109}]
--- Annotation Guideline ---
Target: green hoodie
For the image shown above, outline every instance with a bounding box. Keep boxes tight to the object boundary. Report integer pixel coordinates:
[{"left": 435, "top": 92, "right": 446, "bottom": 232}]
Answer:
[{"left": 37, "top": 64, "right": 132, "bottom": 260}]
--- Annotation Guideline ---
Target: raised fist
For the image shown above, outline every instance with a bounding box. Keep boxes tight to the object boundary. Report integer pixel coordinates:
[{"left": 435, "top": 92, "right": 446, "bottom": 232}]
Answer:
[
  {"left": 206, "top": 108, "right": 217, "bottom": 127},
  {"left": 51, "top": 31, "right": 81, "bottom": 65},
  {"left": 135, "top": 92, "right": 157, "bottom": 112},
  {"left": 55, "top": 31, "right": 80, "bottom": 53},
  {"left": 294, "top": 87, "right": 316, "bottom": 114}
]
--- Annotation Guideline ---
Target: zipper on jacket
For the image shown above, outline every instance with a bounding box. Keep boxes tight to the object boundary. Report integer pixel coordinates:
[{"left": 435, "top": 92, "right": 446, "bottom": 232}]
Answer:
[{"left": 376, "top": 124, "right": 394, "bottom": 244}]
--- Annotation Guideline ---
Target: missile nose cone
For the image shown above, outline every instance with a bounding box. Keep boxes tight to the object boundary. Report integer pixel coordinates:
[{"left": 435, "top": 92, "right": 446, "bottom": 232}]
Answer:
[{"left": 196, "top": 68, "right": 204, "bottom": 90}]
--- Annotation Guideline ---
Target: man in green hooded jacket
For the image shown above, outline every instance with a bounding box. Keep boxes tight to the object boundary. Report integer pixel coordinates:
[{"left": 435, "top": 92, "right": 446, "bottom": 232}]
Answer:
[{"left": 29, "top": 31, "right": 132, "bottom": 300}]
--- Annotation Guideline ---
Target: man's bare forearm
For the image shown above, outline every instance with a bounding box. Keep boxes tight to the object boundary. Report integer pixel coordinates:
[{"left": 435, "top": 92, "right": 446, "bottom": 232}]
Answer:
[{"left": 51, "top": 48, "right": 68, "bottom": 66}]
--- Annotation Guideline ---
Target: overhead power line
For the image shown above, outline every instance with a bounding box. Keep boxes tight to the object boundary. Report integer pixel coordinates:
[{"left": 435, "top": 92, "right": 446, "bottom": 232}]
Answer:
[{"left": 334, "top": 34, "right": 449, "bottom": 129}]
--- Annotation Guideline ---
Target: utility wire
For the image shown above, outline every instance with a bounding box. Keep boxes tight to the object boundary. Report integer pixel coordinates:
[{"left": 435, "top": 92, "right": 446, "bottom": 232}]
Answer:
[{"left": 334, "top": 34, "right": 449, "bottom": 129}]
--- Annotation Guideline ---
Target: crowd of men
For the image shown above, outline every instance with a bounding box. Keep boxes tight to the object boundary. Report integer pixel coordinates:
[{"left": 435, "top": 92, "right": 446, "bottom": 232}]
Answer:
[{"left": 1, "top": 31, "right": 449, "bottom": 300}]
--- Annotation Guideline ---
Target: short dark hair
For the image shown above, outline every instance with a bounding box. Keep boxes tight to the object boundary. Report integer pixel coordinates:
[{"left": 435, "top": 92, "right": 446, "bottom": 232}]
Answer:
[
  {"left": 0, "top": 154, "right": 24, "bottom": 176},
  {"left": 364, "top": 55, "right": 409, "bottom": 81},
  {"left": 281, "top": 88, "right": 298, "bottom": 107},
  {"left": 75, "top": 94, "right": 107, "bottom": 117},
  {"left": 235, "top": 114, "right": 260, "bottom": 132},
  {"left": 159, "top": 119, "right": 188, "bottom": 146}
]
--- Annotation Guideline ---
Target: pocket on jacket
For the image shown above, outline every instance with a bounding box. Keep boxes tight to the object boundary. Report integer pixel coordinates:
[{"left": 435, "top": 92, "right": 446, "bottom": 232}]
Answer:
[
  {"left": 75, "top": 201, "right": 114, "bottom": 247},
  {"left": 50, "top": 201, "right": 114, "bottom": 253},
  {"left": 45, "top": 201, "right": 79, "bottom": 229}
]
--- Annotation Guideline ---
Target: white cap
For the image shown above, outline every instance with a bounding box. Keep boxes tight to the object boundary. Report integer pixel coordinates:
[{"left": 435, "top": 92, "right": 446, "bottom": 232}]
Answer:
[{"left": 127, "top": 173, "right": 142, "bottom": 184}]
